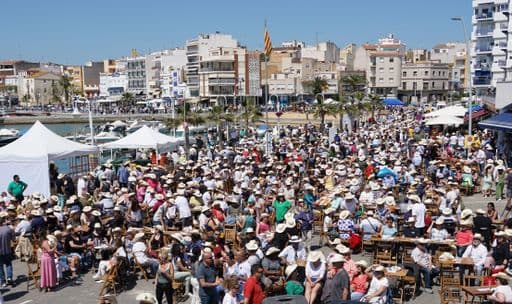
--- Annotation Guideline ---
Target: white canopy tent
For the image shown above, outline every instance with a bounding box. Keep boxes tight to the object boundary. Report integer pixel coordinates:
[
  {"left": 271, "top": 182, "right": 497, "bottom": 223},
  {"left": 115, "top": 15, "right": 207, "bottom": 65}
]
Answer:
[
  {"left": 425, "top": 115, "right": 464, "bottom": 126},
  {"left": 0, "top": 121, "right": 99, "bottom": 197},
  {"left": 100, "top": 125, "right": 183, "bottom": 153},
  {"left": 424, "top": 105, "right": 467, "bottom": 118}
]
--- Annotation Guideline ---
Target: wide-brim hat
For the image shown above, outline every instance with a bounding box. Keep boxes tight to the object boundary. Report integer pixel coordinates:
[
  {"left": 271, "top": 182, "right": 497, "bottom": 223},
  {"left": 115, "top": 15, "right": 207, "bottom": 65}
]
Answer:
[
  {"left": 355, "top": 260, "right": 368, "bottom": 268},
  {"left": 266, "top": 247, "right": 280, "bottom": 256},
  {"left": 136, "top": 292, "right": 158, "bottom": 304},
  {"left": 460, "top": 219, "right": 473, "bottom": 226},
  {"left": 307, "top": 250, "right": 325, "bottom": 263},
  {"left": 493, "top": 272, "right": 512, "bottom": 281},
  {"left": 475, "top": 208, "right": 485, "bottom": 215},
  {"left": 285, "top": 264, "right": 298, "bottom": 279},
  {"left": 339, "top": 210, "right": 351, "bottom": 220},
  {"left": 442, "top": 208, "right": 452, "bottom": 216},
  {"left": 83, "top": 206, "right": 92, "bottom": 213},
  {"left": 276, "top": 223, "right": 287, "bottom": 233},
  {"left": 461, "top": 209, "right": 473, "bottom": 219},
  {"left": 324, "top": 207, "right": 335, "bottom": 215},
  {"left": 473, "top": 233, "right": 483, "bottom": 240},
  {"left": 496, "top": 231, "right": 507, "bottom": 237},
  {"left": 134, "top": 232, "right": 146, "bottom": 242},
  {"left": 439, "top": 252, "right": 455, "bottom": 261},
  {"left": 336, "top": 244, "right": 350, "bottom": 254},
  {"left": 330, "top": 254, "right": 346, "bottom": 263},
  {"left": 92, "top": 210, "right": 101, "bottom": 217},
  {"left": 406, "top": 217, "right": 416, "bottom": 223},
  {"left": 463, "top": 166, "right": 471, "bottom": 174},
  {"left": 245, "top": 240, "right": 259, "bottom": 251}
]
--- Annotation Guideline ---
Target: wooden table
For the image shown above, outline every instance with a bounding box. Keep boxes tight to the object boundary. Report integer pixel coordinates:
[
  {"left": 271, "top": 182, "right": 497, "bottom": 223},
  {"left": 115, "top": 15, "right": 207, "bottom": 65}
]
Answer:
[
  {"left": 385, "top": 268, "right": 408, "bottom": 278},
  {"left": 462, "top": 285, "right": 494, "bottom": 303}
]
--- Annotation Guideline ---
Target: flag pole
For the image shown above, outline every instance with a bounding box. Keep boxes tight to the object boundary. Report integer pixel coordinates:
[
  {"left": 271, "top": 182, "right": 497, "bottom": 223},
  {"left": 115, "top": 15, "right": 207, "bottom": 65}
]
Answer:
[{"left": 264, "top": 20, "right": 269, "bottom": 127}]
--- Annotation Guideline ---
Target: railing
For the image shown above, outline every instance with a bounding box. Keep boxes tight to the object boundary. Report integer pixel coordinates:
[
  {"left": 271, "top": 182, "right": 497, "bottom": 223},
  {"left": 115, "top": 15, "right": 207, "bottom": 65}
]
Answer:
[
  {"left": 208, "top": 79, "right": 236, "bottom": 85},
  {"left": 476, "top": 31, "right": 493, "bottom": 36},
  {"left": 497, "top": 60, "right": 507, "bottom": 66},
  {"left": 501, "top": 23, "right": 509, "bottom": 30},
  {"left": 473, "top": 77, "right": 491, "bottom": 85},
  {"left": 476, "top": 13, "right": 493, "bottom": 19},
  {"left": 476, "top": 47, "right": 493, "bottom": 52},
  {"left": 474, "top": 63, "right": 491, "bottom": 70}
]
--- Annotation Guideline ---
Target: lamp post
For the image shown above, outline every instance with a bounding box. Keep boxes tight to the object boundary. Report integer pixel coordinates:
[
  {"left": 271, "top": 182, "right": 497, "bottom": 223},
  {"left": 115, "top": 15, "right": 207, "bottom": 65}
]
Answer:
[{"left": 452, "top": 16, "right": 473, "bottom": 159}]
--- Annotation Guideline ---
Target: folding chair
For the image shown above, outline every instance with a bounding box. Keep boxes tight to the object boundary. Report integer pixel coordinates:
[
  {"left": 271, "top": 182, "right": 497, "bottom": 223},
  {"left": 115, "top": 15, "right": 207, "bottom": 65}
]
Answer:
[
  {"left": 26, "top": 257, "right": 40, "bottom": 291},
  {"left": 132, "top": 255, "right": 149, "bottom": 281},
  {"left": 224, "top": 225, "right": 238, "bottom": 249},
  {"left": 98, "top": 263, "right": 120, "bottom": 297}
]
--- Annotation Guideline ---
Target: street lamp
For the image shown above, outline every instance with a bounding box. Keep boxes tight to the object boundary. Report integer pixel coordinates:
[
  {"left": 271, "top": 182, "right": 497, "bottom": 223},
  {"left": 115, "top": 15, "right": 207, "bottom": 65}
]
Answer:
[{"left": 452, "top": 16, "right": 473, "bottom": 159}]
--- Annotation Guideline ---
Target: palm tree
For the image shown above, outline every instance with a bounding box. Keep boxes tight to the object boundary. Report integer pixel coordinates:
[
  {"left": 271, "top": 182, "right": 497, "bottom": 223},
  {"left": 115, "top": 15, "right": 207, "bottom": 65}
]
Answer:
[
  {"left": 303, "top": 77, "right": 329, "bottom": 131},
  {"left": 58, "top": 75, "right": 73, "bottom": 106},
  {"left": 119, "top": 92, "right": 136, "bottom": 108},
  {"left": 239, "top": 99, "right": 263, "bottom": 129},
  {"left": 208, "top": 105, "right": 234, "bottom": 147},
  {"left": 365, "top": 94, "right": 384, "bottom": 123},
  {"left": 164, "top": 112, "right": 205, "bottom": 149}
]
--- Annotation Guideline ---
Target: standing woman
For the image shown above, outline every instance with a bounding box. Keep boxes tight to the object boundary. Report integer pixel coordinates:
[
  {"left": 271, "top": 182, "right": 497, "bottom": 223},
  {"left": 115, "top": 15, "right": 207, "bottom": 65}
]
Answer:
[
  {"left": 40, "top": 235, "right": 58, "bottom": 292},
  {"left": 155, "top": 248, "right": 174, "bottom": 304}
]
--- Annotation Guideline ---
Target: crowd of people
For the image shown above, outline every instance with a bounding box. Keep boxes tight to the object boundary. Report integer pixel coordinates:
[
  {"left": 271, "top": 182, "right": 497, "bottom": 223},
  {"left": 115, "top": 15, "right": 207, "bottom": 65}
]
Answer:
[{"left": 1, "top": 107, "right": 512, "bottom": 304}]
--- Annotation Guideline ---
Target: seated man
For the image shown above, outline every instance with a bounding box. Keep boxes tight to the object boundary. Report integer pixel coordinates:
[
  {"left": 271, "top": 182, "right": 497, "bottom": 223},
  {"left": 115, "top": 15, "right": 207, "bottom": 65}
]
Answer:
[
  {"left": 278, "top": 235, "right": 306, "bottom": 265},
  {"left": 402, "top": 217, "right": 417, "bottom": 238},
  {"left": 462, "top": 233, "right": 487, "bottom": 275},
  {"left": 411, "top": 238, "right": 439, "bottom": 294},
  {"left": 132, "top": 232, "right": 159, "bottom": 276}
]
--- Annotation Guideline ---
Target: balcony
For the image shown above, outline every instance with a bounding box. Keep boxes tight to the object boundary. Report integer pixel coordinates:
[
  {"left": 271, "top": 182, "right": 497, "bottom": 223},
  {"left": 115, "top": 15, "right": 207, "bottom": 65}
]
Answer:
[
  {"left": 473, "top": 77, "right": 491, "bottom": 86},
  {"left": 501, "top": 23, "right": 509, "bottom": 33},
  {"left": 208, "top": 79, "right": 235, "bottom": 85},
  {"left": 476, "top": 13, "right": 494, "bottom": 21},
  {"left": 475, "top": 30, "right": 494, "bottom": 37},
  {"left": 498, "top": 41, "right": 508, "bottom": 50},
  {"left": 498, "top": 60, "right": 508, "bottom": 67},
  {"left": 474, "top": 63, "right": 491, "bottom": 71},
  {"left": 476, "top": 46, "right": 493, "bottom": 54}
]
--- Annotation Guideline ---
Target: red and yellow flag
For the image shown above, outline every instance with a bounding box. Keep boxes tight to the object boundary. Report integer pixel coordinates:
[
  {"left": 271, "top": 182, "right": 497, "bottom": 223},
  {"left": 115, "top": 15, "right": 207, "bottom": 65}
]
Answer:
[{"left": 264, "top": 24, "right": 273, "bottom": 57}]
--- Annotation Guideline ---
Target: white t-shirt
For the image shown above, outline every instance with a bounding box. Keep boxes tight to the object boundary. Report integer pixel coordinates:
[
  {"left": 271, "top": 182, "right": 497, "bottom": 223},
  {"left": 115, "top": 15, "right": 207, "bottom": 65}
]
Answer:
[
  {"left": 493, "top": 285, "right": 512, "bottom": 302},
  {"left": 305, "top": 261, "right": 326, "bottom": 281},
  {"left": 132, "top": 241, "right": 148, "bottom": 264},
  {"left": 367, "top": 276, "right": 389, "bottom": 300},
  {"left": 278, "top": 244, "right": 307, "bottom": 265},
  {"left": 236, "top": 261, "right": 251, "bottom": 279},
  {"left": 411, "top": 203, "right": 426, "bottom": 228},
  {"left": 222, "top": 292, "right": 237, "bottom": 304},
  {"left": 175, "top": 196, "right": 191, "bottom": 218}
]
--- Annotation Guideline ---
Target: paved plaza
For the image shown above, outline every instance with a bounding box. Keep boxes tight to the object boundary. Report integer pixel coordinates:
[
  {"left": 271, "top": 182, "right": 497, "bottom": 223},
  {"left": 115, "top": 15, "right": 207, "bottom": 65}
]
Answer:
[{"left": 0, "top": 191, "right": 501, "bottom": 304}]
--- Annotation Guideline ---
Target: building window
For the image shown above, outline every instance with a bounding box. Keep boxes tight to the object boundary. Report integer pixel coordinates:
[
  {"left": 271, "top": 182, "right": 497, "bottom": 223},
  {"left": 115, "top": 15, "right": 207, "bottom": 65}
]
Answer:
[
  {"left": 379, "top": 57, "right": 384, "bottom": 63},
  {"left": 432, "top": 81, "right": 435, "bottom": 88},
  {"left": 423, "top": 82, "right": 428, "bottom": 90},
  {"left": 379, "top": 77, "right": 384, "bottom": 82},
  {"left": 413, "top": 71, "right": 417, "bottom": 76},
  {"left": 389, "top": 58, "right": 394, "bottom": 63},
  {"left": 379, "top": 67, "right": 384, "bottom": 72},
  {"left": 402, "top": 82, "right": 406, "bottom": 90},
  {"left": 389, "top": 77, "right": 394, "bottom": 81},
  {"left": 424, "top": 71, "right": 429, "bottom": 76},
  {"left": 389, "top": 67, "right": 394, "bottom": 72},
  {"left": 403, "top": 71, "right": 407, "bottom": 77}
]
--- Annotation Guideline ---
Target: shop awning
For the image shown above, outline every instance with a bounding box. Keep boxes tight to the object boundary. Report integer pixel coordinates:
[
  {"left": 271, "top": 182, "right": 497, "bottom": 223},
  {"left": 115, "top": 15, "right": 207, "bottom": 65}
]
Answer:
[
  {"left": 464, "top": 106, "right": 489, "bottom": 122},
  {"left": 478, "top": 112, "right": 512, "bottom": 131},
  {"left": 383, "top": 98, "right": 404, "bottom": 106}
]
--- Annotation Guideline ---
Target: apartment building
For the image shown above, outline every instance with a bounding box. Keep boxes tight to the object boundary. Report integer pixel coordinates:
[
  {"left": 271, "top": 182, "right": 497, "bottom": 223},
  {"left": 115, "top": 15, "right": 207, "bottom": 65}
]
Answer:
[
  {"left": 99, "top": 72, "right": 128, "bottom": 97},
  {"left": 301, "top": 41, "right": 339, "bottom": 63},
  {"left": 160, "top": 48, "right": 187, "bottom": 98},
  {"left": 17, "top": 71, "right": 61, "bottom": 105},
  {"left": 472, "top": 0, "right": 510, "bottom": 110},
  {"left": 198, "top": 47, "right": 261, "bottom": 102},
  {"left": 64, "top": 65, "right": 84, "bottom": 94},
  {"left": 399, "top": 61, "right": 451, "bottom": 104},
  {"left": 126, "top": 56, "right": 146, "bottom": 96},
  {"left": 186, "top": 33, "right": 239, "bottom": 97},
  {"left": 82, "top": 61, "right": 104, "bottom": 98}
]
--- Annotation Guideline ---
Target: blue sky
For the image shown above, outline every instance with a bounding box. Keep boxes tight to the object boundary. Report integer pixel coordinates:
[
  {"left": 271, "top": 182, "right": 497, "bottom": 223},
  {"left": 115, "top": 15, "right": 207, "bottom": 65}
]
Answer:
[{"left": 2, "top": 0, "right": 471, "bottom": 65}]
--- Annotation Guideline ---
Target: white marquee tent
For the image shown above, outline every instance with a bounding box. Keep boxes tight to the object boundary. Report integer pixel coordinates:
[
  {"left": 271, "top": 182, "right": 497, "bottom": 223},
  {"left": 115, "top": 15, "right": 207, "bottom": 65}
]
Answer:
[
  {"left": 425, "top": 115, "right": 464, "bottom": 126},
  {"left": 0, "top": 121, "right": 99, "bottom": 197},
  {"left": 100, "top": 125, "right": 183, "bottom": 152},
  {"left": 424, "top": 105, "right": 467, "bottom": 118}
]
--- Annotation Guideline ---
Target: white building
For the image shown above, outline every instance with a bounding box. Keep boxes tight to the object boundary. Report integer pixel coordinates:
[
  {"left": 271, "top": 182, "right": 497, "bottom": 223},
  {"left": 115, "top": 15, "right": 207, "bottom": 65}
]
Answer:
[
  {"left": 186, "top": 33, "right": 239, "bottom": 97},
  {"left": 126, "top": 56, "right": 146, "bottom": 96},
  {"left": 160, "top": 48, "right": 188, "bottom": 98},
  {"left": 17, "top": 71, "right": 61, "bottom": 105},
  {"left": 301, "top": 41, "right": 339, "bottom": 63},
  {"left": 472, "top": 0, "right": 510, "bottom": 110},
  {"left": 99, "top": 72, "right": 128, "bottom": 97},
  {"left": 198, "top": 47, "right": 261, "bottom": 101}
]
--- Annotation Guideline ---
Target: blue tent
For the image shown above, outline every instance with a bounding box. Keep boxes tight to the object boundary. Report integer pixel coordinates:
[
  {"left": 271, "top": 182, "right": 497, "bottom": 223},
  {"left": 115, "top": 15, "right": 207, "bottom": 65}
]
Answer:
[{"left": 383, "top": 98, "right": 404, "bottom": 106}]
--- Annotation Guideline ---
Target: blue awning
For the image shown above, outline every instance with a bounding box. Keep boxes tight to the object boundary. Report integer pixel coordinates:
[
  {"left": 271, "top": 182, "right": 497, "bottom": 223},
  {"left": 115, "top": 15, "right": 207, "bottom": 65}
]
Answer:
[
  {"left": 478, "top": 112, "right": 512, "bottom": 131},
  {"left": 383, "top": 98, "right": 404, "bottom": 106}
]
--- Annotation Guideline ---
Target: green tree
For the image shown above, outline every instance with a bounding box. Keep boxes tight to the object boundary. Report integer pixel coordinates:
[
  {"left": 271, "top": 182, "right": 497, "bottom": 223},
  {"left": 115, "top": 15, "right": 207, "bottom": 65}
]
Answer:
[
  {"left": 303, "top": 77, "right": 330, "bottom": 131},
  {"left": 58, "top": 75, "right": 73, "bottom": 106},
  {"left": 208, "top": 105, "right": 234, "bottom": 147},
  {"left": 51, "top": 82, "right": 61, "bottom": 104},
  {"left": 119, "top": 92, "right": 136, "bottom": 108},
  {"left": 239, "top": 98, "right": 263, "bottom": 129},
  {"left": 164, "top": 110, "right": 205, "bottom": 150},
  {"left": 365, "top": 94, "right": 384, "bottom": 123}
]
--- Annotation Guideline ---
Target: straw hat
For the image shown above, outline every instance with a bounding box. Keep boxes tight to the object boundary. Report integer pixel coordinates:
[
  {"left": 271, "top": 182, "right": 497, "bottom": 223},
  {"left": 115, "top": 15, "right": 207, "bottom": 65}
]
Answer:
[
  {"left": 475, "top": 208, "right": 486, "bottom": 215},
  {"left": 329, "top": 238, "right": 342, "bottom": 246},
  {"left": 416, "top": 238, "right": 429, "bottom": 245},
  {"left": 435, "top": 218, "right": 444, "bottom": 225},
  {"left": 136, "top": 292, "right": 158, "bottom": 304},
  {"left": 31, "top": 209, "right": 41, "bottom": 216},
  {"left": 355, "top": 260, "right": 369, "bottom": 268},
  {"left": 473, "top": 233, "right": 483, "bottom": 240},
  {"left": 83, "top": 206, "right": 92, "bottom": 213},
  {"left": 460, "top": 219, "right": 473, "bottom": 226},
  {"left": 493, "top": 272, "right": 512, "bottom": 281},
  {"left": 330, "top": 254, "right": 346, "bottom": 264},
  {"left": 285, "top": 217, "right": 296, "bottom": 228},
  {"left": 339, "top": 210, "right": 351, "bottom": 220},
  {"left": 442, "top": 208, "right": 452, "bottom": 216},
  {"left": 266, "top": 247, "right": 280, "bottom": 256},
  {"left": 307, "top": 251, "right": 325, "bottom": 263},
  {"left": 496, "top": 231, "right": 507, "bottom": 237},
  {"left": 285, "top": 264, "right": 298, "bottom": 279},
  {"left": 245, "top": 240, "right": 259, "bottom": 251},
  {"left": 374, "top": 265, "right": 385, "bottom": 272},
  {"left": 463, "top": 166, "right": 471, "bottom": 174},
  {"left": 461, "top": 209, "right": 473, "bottom": 219},
  {"left": 276, "top": 223, "right": 287, "bottom": 233},
  {"left": 406, "top": 217, "right": 416, "bottom": 223},
  {"left": 336, "top": 244, "right": 350, "bottom": 254}
]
